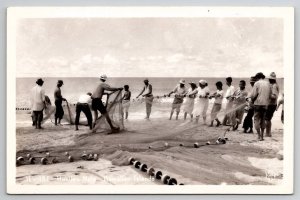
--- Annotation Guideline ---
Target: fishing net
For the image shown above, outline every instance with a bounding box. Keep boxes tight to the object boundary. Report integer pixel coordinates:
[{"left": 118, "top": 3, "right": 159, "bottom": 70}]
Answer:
[
  {"left": 63, "top": 101, "right": 74, "bottom": 124},
  {"left": 93, "top": 90, "right": 124, "bottom": 133}
]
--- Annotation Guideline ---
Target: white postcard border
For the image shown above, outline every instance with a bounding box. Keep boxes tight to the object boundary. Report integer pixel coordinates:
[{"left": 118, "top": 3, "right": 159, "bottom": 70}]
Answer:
[{"left": 7, "top": 6, "right": 294, "bottom": 194}]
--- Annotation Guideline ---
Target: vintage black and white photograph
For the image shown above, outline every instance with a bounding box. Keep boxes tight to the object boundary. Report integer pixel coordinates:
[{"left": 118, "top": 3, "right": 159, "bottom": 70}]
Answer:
[{"left": 7, "top": 7, "right": 294, "bottom": 194}]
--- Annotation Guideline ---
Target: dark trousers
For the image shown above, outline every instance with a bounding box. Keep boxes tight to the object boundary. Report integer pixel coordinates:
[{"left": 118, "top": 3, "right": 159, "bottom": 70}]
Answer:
[
  {"left": 265, "top": 105, "right": 277, "bottom": 121},
  {"left": 32, "top": 110, "right": 43, "bottom": 128},
  {"left": 55, "top": 99, "right": 64, "bottom": 119},
  {"left": 242, "top": 107, "right": 254, "bottom": 130},
  {"left": 254, "top": 105, "right": 267, "bottom": 131},
  {"left": 75, "top": 103, "right": 93, "bottom": 129}
]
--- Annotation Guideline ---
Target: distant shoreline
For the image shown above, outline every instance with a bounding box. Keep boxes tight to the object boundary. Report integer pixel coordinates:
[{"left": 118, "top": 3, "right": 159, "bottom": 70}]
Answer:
[{"left": 16, "top": 76, "right": 285, "bottom": 79}]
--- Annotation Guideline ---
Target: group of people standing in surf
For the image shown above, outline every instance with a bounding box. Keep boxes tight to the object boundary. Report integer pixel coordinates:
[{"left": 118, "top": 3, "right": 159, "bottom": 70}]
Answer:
[
  {"left": 129, "top": 72, "right": 283, "bottom": 141},
  {"left": 30, "top": 72, "right": 283, "bottom": 140}
]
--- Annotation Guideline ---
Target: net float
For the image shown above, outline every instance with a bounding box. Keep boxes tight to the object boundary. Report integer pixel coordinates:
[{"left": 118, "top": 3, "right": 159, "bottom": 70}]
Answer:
[
  {"left": 93, "top": 154, "right": 98, "bottom": 161},
  {"left": 68, "top": 156, "right": 74, "bottom": 162},
  {"left": 40, "top": 157, "right": 48, "bottom": 165},
  {"left": 128, "top": 157, "right": 135, "bottom": 165}
]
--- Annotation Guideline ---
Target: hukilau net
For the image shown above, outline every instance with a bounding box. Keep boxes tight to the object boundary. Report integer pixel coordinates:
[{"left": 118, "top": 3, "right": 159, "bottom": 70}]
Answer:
[
  {"left": 62, "top": 102, "right": 76, "bottom": 124},
  {"left": 93, "top": 90, "right": 124, "bottom": 133}
]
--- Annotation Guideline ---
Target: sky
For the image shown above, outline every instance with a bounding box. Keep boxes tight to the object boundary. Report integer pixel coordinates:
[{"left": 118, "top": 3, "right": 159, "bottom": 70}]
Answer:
[{"left": 16, "top": 17, "right": 283, "bottom": 78}]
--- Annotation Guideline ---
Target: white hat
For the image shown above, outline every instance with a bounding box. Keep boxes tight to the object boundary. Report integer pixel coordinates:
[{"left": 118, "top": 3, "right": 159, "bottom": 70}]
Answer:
[
  {"left": 100, "top": 74, "right": 107, "bottom": 80},
  {"left": 199, "top": 80, "right": 206, "bottom": 85},
  {"left": 179, "top": 79, "right": 186, "bottom": 84},
  {"left": 268, "top": 72, "right": 276, "bottom": 80}
]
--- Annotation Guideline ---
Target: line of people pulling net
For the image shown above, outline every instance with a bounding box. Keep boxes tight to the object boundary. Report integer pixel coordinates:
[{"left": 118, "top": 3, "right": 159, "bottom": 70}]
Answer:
[
  {"left": 30, "top": 72, "right": 283, "bottom": 140},
  {"left": 114, "top": 72, "right": 282, "bottom": 141}
]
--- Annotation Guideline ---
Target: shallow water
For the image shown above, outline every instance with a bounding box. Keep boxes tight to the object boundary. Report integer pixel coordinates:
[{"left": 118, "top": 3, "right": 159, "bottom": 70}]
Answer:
[{"left": 16, "top": 77, "right": 284, "bottom": 107}]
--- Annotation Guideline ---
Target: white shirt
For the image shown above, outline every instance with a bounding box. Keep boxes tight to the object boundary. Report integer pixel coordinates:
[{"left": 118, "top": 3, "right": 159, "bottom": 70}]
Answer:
[
  {"left": 214, "top": 90, "right": 224, "bottom": 104},
  {"left": 197, "top": 87, "right": 210, "bottom": 98},
  {"left": 173, "top": 85, "right": 187, "bottom": 96},
  {"left": 186, "top": 87, "right": 198, "bottom": 98},
  {"left": 31, "top": 85, "right": 45, "bottom": 111},
  {"left": 225, "top": 85, "right": 235, "bottom": 98},
  {"left": 78, "top": 94, "right": 92, "bottom": 104}
]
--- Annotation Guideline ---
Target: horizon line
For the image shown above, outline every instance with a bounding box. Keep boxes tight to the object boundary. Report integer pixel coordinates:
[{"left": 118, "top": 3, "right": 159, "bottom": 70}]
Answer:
[{"left": 16, "top": 76, "right": 285, "bottom": 79}]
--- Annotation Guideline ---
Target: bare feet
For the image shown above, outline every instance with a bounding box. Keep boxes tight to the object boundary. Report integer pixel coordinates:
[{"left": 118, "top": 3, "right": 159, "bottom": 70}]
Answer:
[{"left": 108, "top": 127, "right": 120, "bottom": 134}]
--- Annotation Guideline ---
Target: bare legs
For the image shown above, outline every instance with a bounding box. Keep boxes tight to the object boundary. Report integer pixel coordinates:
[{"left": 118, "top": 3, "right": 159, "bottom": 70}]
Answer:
[
  {"left": 169, "top": 108, "right": 180, "bottom": 120},
  {"left": 93, "top": 110, "right": 119, "bottom": 133},
  {"left": 169, "top": 109, "right": 179, "bottom": 120},
  {"left": 103, "top": 113, "right": 118, "bottom": 130},
  {"left": 145, "top": 97, "right": 153, "bottom": 119},
  {"left": 195, "top": 115, "right": 206, "bottom": 124},
  {"left": 265, "top": 120, "right": 272, "bottom": 137}
]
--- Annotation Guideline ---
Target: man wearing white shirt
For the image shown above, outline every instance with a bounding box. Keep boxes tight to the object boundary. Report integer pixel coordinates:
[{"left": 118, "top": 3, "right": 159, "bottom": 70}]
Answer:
[
  {"left": 222, "top": 77, "right": 235, "bottom": 126},
  {"left": 30, "top": 78, "right": 45, "bottom": 129},
  {"left": 75, "top": 92, "right": 93, "bottom": 131}
]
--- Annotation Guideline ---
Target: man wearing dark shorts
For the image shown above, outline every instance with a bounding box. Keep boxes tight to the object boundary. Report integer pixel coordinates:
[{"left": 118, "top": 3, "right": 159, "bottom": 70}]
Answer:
[
  {"left": 75, "top": 92, "right": 93, "bottom": 131},
  {"left": 265, "top": 72, "right": 279, "bottom": 137},
  {"left": 91, "top": 75, "right": 123, "bottom": 133},
  {"left": 54, "top": 80, "right": 66, "bottom": 125}
]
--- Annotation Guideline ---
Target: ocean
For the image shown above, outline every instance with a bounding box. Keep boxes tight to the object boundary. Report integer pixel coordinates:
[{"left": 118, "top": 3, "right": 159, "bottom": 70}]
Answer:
[{"left": 16, "top": 77, "right": 284, "bottom": 108}]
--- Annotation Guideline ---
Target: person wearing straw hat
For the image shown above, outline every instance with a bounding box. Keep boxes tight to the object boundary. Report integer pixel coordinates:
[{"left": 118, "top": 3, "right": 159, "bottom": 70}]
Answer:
[
  {"left": 265, "top": 72, "right": 279, "bottom": 137},
  {"left": 231, "top": 80, "right": 248, "bottom": 131},
  {"left": 168, "top": 79, "right": 187, "bottom": 120},
  {"left": 54, "top": 80, "right": 66, "bottom": 126},
  {"left": 209, "top": 81, "right": 223, "bottom": 127},
  {"left": 30, "top": 78, "right": 46, "bottom": 129},
  {"left": 136, "top": 78, "right": 154, "bottom": 119},
  {"left": 182, "top": 82, "right": 198, "bottom": 121},
  {"left": 91, "top": 74, "right": 123, "bottom": 133},
  {"left": 247, "top": 72, "right": 271, "bottom": 141},
  {"left": 242, "top": 76, "right": 257, "bottom": 133},
  {"left": 193, "top": 80, "right": 210, "bottom": 124}
]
